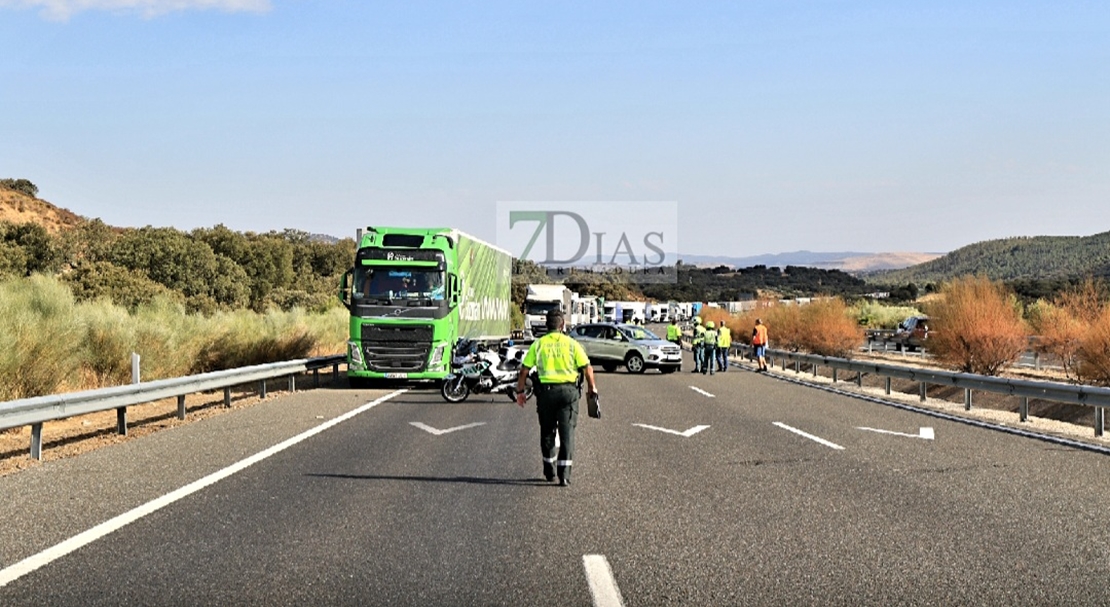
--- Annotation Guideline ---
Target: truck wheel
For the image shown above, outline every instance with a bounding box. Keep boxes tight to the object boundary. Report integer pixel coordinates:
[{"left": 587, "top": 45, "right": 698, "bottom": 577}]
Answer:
[
  {"left": 625, "top": 353, "right": 646, "bottom": 374},
  {"left": 601, "top": 363, "right": 617, "bottom": 373},
  {"left": 441, "top": 377, "right": 470, "bottom": 403}
]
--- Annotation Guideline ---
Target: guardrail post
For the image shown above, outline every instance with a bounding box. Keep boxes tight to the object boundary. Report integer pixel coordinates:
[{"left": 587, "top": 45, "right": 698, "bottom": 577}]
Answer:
[
  {"left": 30, "top": 422, "right": 43, "bottom": 460},
  {"left": 289, "top": 375, "right": 296, "bottom": 393},
  {"left": 314, "top": 368, "right": 320, "bottom": 389},
  {"left": 1096, "top": 408, "right": 1105, "bottom": 437},
  {"left": 856, "top": 372, "right": 863, "bottom": 388},
  {"left": 116, "top": 407, "right": 127, "bottom": 436},
  {"left": 885, "top": 377, "right": 892, "bottom": 395},
  {"left": 131, "top": 352, "right": 141, "bottom": 384},
  {"left": 964, "top": 388, "right": 973, "bottom": 411},
  {"left": 832, "top": 369, "right": 838, "bottom": 384},
  {"left": 224, "top": 387, "right": 231, "bottom": 408},
  {"left": 794, "top": 360, "right": 800, "bottom": 374},
  {"left": 919, "top": 382, "right": 927, "bottom": 402},
  {"left": 177, "top": 395, "right": 186, "bottom": 420},
  {"left": 333, "top": 363, "right": 339, "bottom": 383},
  {"left": 812, "top": 363, "right": 818, "bottom": 377},
  {"left": 1020, "top": 396, "right": 1029, "bottom": 422},
  {"left": 1034, "top": 352, "right": 1041, "bottom": 371}
]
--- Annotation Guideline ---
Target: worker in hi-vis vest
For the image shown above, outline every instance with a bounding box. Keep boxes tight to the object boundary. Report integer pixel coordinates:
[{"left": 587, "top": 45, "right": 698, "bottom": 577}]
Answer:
[
  {"left": 517, "top": 309, "right": 599, "bottom": 486},
  {"left": 692, "top": 316, "right": 706, "bottom": 373},
  {"left": 717, "top": 322, "right": 731, "bottom": 372},
  {"left": 702, "top": 321, "right": 718, "bottom": 375}
]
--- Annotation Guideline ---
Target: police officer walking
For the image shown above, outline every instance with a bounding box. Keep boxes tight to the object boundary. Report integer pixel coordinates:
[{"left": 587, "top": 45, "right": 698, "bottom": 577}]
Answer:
[{"left": 517, "top": 309, "right": 598, "bottom": 486}]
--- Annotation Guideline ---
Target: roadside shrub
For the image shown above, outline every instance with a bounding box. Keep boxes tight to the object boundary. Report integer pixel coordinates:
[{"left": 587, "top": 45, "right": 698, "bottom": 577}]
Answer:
[
  {"left": 81, "top": 299, "right": 136, "bottom": 386},
  {"left": 927, "top": 276, "right": 1028, "bottom": 375},
  {"left": 798, "top": 299, "right": 863, "bottom": 357},
  {"left": 303, "top": 306, "right": 348, "bottom": 356},
  {"left": 1027, "top": 300, "right": 1086, "bottom": 381},
  {"left": 1077, "top": 308, "right": 1110, "bottom": 386},
  {"left": 191, "top": 309, "right": 318, "bottom": 373},
  {"left": 0, "top": 275, "right": 84, "bottom": 399}
]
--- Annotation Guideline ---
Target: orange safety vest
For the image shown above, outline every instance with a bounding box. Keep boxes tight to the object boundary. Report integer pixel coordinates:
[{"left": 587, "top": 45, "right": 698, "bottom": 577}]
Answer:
[{"left": 752, "top": 325, "right": 768, "bottom": 346}]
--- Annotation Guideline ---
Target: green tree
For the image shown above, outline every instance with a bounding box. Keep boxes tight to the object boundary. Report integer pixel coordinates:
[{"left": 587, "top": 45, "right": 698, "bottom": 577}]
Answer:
[
  {"left": 109, "top": 227, "right": 250, "bottom": 311},
  {"left": 0, "top": 178, "right": 39, "bottom": 198},
  {"left": 0, "top": 221, "right": 61, "bottom": 275}
]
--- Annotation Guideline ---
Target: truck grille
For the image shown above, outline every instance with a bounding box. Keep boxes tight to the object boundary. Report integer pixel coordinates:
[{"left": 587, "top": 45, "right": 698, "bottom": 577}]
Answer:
[{"left": 360, "top": 324, "right": 433, "bottom": 372}]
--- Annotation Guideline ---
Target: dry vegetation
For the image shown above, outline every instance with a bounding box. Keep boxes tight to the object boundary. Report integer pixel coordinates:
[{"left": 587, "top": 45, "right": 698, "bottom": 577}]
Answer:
[
  {"left": 0, "top": 275, "right": 347, "bottom": 401},
  {"left": 924, "top": 275, "right": 1028, "bottom": 375}
]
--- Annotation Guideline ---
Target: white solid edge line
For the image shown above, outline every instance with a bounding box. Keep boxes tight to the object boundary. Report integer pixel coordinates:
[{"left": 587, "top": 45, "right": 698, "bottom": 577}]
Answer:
[
  {"left": 773, "top": 421, "right": 845, "bottom": 450},
  {"left": 583, "top": 554, "right": 625, "bottom": 607},
  {"left": 0, "top": 389, "right": 408, "bottom": 588},
  {"left": 689, "top": 386, "right": 715, "bottom": 398}
]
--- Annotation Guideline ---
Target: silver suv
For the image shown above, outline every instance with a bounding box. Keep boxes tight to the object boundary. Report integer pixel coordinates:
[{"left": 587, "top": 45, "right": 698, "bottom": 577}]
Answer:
[{"left": 569, "top": 322, "right": 682, "bottom": 373}]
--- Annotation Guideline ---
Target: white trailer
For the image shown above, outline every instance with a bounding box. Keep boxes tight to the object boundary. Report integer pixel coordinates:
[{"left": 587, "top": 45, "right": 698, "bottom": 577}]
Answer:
[{"left": 524, "top": 284, "right": 573, "bottom": 338}]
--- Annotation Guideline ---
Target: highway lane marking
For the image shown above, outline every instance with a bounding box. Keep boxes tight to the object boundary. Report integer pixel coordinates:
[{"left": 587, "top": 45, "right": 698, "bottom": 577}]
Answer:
[
  {"left": 583, "top": 554, "right": 625, "bottom": 607},
  {"left": 773, "top": 422, "right": 845, "bottom": 450},
  {"left": 689, "top": 386, "right": 716, "bottom": 398},
  {"left": 858, "top": 426, "right": 935, "bottom": 440},
  {"left": 409, "top": 421, "right": 486, "bottom": 435},
  {"left": 633, "top": 423, "right": 711, "bottom": 437},
  {"left": 0, "top": 389, "right": 408, "bottom": 589}
]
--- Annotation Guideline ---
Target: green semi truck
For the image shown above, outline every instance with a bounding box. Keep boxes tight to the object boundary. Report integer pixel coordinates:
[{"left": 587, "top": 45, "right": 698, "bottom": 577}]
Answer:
[{"left": 339, "top": 226, "right": 513, "bottom": 384}]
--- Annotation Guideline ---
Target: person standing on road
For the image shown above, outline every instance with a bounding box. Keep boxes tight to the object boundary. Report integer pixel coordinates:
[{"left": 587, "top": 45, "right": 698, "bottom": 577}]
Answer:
[
  {"left": 691, "top": 316, "right": 706, "bottom": 373},
  {"left": 752, "top": 318, "right": 769, "bottom": 372},
  {"left": 717, "top": 322, "right": 731, "bottom": 372},
  {"left": 517, "top": 309, "right": 599, "bottom": 486},
  {"left": 702, "top": 321, "right": 719, "bottom": 375}
]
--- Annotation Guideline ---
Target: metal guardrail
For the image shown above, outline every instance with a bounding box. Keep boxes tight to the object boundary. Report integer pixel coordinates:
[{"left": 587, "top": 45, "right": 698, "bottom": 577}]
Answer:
[
  {"left": 0, "top": 354, "right": 346, "bottom": 460},
  {"left": 731, "top": 345, "right": 1110, "bottom": 436}
]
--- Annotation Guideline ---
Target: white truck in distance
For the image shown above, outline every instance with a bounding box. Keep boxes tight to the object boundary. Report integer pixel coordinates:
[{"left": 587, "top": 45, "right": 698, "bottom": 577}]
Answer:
[{"left": 524, "top": 284, "right": 573, "bottom": 338}]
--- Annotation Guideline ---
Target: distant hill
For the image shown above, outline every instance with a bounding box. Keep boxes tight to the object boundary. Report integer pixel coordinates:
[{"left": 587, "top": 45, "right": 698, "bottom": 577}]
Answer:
[
  {"left": 870, "top": 232, "right": 1110, "bottom": 285},
  {"left": 679, "top": 251, "right": 942, "bottom": 274},
  {"left": 0, "top": 188, "right": 85, "bottom": 233}
]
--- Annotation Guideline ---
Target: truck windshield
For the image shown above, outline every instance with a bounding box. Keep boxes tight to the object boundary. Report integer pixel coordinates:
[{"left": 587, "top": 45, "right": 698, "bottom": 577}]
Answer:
[
  {"left": 354, "top": 266, "right": 445, "bottom": 303},
  {"left": 525, "top": 301, "right": 562, "bottom": 315}
]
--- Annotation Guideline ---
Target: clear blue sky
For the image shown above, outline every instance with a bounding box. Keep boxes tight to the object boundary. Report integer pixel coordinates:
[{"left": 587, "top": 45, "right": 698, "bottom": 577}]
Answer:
[{"left": 1, "top": 0, "right": 1107, "bottom": 257}]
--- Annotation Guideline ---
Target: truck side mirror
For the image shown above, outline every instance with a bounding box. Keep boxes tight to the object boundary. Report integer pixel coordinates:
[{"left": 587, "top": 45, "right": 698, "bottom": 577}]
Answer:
[
  {"left": 448, "top": 274, "right": 461, "bottom": 307},
  {"left": 339, "top": 268, "right": 353, "bottom": 311}
]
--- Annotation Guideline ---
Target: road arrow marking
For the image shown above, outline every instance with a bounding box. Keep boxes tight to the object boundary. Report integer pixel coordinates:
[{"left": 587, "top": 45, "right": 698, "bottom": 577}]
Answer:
[
  {"left": 409, "top": 421, "right": 486, "bottom": 436},
  {"left": 689, "top": 386, "right": 716, "bottom": 398},
  {"left": 773, "top": 422, "right": 845, "bottom": 450},
  {"left": 633, "top": 423, "right": 710, "bottom": 437},
  {"left": 858, "top": 426, "right": 935, "bottom": 440}
]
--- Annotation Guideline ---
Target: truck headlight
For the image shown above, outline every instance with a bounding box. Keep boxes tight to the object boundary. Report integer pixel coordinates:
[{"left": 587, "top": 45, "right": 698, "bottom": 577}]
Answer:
[
  {"left": 430, "top": 344, "right": 446, "bottom": 367},
  {"left": 348, "top": 340, "right": 365, "bottom": 369}
]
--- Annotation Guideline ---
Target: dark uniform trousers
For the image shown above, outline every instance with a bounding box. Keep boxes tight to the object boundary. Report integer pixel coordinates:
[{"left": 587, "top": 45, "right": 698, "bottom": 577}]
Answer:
[{"left": 536, "top": 382, "right": 579, "bottom": 482}]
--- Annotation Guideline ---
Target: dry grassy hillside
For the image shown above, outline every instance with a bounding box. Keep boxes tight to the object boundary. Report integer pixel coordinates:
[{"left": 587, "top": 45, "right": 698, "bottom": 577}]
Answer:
[
  {"left": 0, "top": 189, "right": 85, "bottom": 233},
  {"left": 830, "top": 252, "right": 944, "bottom": 273}
]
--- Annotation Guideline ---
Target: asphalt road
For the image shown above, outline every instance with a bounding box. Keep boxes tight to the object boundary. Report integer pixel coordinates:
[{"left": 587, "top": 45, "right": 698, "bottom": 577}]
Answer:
[{"left": 2, "top": 352, "right": 1110, "bottom": 606}]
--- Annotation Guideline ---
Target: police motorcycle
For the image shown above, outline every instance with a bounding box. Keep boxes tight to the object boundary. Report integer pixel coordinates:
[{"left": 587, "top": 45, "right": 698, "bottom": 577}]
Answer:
[{"left": 440, "top": 337, "right": 535, "bottom": 403}]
